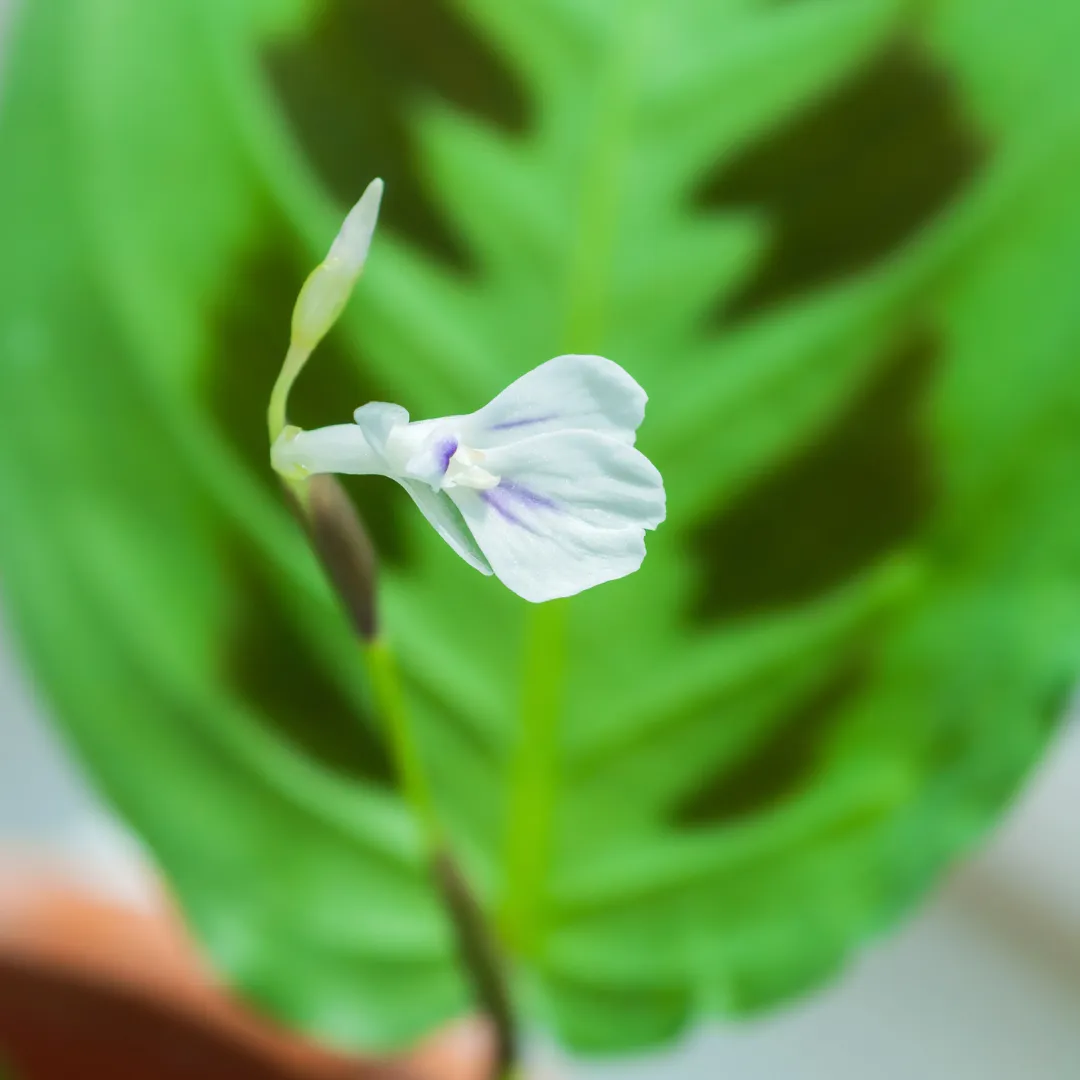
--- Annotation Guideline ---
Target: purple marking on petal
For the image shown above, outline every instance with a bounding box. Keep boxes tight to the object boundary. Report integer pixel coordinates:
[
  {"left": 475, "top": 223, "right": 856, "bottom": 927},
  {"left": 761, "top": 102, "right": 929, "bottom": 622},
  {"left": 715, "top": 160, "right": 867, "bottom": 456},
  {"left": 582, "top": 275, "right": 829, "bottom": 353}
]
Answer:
[
  {"left": 480, "top": 480, "right": 559, "bottom": 533},
  {"left": 481, "top": 487, "right": 531, "bottom": 528},
  {"left": 438, "top": 437, "right": 458, "bottom": 474},
  {"left": 500, "top": 479, "right": 558, "bottom": 509},
  {"left": 490, "top": 413, "right": 558, "bottom": 431}
]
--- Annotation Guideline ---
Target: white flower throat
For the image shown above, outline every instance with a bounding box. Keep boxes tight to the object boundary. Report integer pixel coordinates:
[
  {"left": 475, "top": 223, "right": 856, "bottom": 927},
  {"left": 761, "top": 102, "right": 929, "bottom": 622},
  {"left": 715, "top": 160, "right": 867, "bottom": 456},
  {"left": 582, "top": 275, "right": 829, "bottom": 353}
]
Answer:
[
  {"left": 441, "top": 446, "right": 500, "bottom": 491},
  {"left": 382, "top": 423, "right": 501, "bottom": 493}
]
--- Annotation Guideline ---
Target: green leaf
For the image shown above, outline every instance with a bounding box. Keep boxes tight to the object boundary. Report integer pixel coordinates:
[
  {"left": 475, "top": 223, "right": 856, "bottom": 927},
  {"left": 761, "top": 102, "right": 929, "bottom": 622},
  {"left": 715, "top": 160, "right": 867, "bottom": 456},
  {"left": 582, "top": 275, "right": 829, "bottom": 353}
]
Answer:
[
  {"left": 0, "top": 0, "right": 462, "bottom": 1051},
  {"left": 4, "top": 0, "right": 1080, "bottom": 1057}
]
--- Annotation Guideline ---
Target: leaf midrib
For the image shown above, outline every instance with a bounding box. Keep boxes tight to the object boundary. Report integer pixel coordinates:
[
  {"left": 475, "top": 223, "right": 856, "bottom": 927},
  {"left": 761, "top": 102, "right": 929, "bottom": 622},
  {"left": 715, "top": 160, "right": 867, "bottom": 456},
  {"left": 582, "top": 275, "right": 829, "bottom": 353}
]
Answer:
[{"left": 498, "top": 2, "right": 649, "bottom": 956}]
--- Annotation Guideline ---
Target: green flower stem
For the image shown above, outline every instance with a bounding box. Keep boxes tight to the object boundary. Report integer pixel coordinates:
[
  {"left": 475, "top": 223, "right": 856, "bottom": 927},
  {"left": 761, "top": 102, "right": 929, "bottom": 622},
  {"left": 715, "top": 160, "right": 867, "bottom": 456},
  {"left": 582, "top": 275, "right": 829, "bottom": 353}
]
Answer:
[
  {"left": 288, "top": 471, "right": 517, "bottom": 1076},
  {"left": 362, "top": 634, "right": 441, "bottom": 848},
  {"left": 267, "top": 341, "right": 309, "bottom": 445},
  {"left": 267, "top": 212, "right": 516, "bottom": 1072},
  {"left": 364, "top": 635, "right": 520, "bottom": 1080}
]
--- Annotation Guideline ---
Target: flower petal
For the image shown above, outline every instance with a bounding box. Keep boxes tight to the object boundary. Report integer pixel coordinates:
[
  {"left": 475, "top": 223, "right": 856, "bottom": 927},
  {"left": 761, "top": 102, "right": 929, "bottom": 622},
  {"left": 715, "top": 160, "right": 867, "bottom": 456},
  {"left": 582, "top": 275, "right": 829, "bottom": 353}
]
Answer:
[
  {"left": 353, "top": 401, "right": 410, "bottom": 450},
  {"left": 465, "top": 354, "right": 647, "bottom": 447},
  {"left": 450, "top": 489, "right": 647, "bottom": 602},
  {"left": 446, "top": 430, "right": 665, "bottom": 602},
  {"left": 397, "top": 479, "right": 493, "bottom": 575},
  {"left": 483, "top": 430, "right": 665, "bottom": 530}
]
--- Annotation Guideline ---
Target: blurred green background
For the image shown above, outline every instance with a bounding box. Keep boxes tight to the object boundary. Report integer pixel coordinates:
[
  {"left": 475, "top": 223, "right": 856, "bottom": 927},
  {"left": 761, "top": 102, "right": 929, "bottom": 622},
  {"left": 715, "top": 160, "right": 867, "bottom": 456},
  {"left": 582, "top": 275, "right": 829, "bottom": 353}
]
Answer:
[{"left": 2, "top": 0, "right": 1080, "bottom": 1059}]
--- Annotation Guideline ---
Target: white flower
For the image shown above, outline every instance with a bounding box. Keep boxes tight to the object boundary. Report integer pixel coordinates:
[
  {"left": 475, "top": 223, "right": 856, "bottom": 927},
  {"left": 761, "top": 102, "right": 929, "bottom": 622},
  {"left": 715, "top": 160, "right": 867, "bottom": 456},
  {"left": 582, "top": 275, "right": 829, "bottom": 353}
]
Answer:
[
  {"left": 267, "top": 181, "right": 665, "bottom": 603},
  {"left": 272, "top": 354, "right": 666, "bottom": 602}
]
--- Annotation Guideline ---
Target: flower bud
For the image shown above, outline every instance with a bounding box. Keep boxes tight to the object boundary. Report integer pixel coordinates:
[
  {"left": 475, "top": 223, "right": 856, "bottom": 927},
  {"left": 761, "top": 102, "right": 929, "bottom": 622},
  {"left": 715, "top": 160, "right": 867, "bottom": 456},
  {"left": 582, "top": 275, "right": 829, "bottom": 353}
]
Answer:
[{"left": 290, "top": 178, "right": 383, "bottom": 354}]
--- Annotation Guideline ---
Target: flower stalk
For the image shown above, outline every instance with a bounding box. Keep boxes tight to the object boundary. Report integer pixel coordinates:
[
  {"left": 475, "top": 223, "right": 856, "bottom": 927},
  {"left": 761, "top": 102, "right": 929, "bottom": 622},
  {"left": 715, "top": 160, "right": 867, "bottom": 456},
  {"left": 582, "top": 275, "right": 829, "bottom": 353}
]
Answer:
[
  {"left": 432, "top": 851, "right": 519, "bottom": 1079},
  {"left": 268, "top": 181, "right": 518, "bottom": 1080},
  {"left": 363, "top": 635, "right": 439, "bottom": 845}
]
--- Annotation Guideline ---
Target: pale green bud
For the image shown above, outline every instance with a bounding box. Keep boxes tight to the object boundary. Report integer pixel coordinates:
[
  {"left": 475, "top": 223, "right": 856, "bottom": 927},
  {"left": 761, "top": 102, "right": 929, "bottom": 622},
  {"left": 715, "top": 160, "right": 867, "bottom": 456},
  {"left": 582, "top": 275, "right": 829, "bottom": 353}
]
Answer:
[
  {"left": 290, "top": 177, "right": 384, "bottom": 353},
  {"left": 268, "top": 178, "right": 384, "bottom": 443}
]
